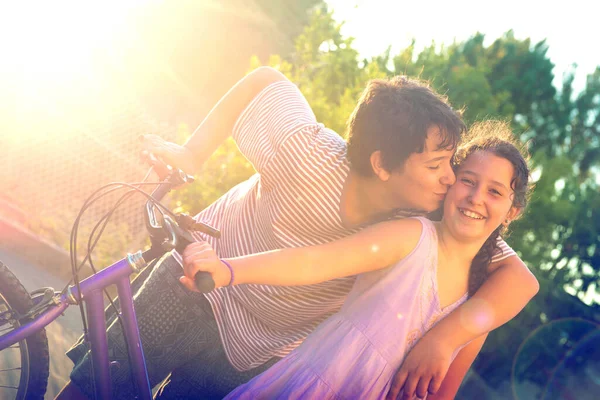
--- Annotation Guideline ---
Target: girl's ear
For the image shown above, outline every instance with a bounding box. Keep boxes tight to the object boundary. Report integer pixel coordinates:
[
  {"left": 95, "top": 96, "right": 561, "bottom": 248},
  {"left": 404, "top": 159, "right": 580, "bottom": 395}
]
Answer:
[
  {"left": 370, "top": 151, "right": 391, "bottom": 182},
  {"left": 503, "top": 207, "right": 522, "bottom": 227}
]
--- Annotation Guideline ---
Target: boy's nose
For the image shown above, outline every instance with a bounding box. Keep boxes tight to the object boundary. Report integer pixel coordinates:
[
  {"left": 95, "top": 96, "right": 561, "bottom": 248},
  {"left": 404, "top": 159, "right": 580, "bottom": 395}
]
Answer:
[{"left": 441, "top": 166, "right": 456, "bottom": 186}]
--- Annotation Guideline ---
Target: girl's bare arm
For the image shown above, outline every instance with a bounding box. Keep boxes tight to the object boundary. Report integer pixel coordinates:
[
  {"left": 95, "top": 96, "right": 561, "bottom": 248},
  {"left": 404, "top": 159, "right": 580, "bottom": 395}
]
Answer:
[{"left": 180, "top": 218, "right": 423, "bottom": 289}]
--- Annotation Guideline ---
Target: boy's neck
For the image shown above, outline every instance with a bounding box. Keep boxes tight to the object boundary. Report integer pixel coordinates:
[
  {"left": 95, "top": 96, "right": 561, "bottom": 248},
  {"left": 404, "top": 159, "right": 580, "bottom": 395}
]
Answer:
[{"left": 340, "top": 171, "right": 392, "bottom": 229}]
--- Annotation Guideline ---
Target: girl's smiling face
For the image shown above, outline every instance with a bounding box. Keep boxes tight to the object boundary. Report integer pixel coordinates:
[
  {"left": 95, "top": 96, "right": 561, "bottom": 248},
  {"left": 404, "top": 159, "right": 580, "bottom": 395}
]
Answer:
[{"left": 443, "top": 150, "right": 521, "bottom": 241}]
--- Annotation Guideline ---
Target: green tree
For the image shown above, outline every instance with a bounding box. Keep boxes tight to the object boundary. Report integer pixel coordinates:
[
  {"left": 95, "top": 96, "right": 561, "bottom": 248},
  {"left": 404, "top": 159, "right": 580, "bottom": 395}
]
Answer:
[
  {"left": 173, "top": 5, "right": 387, "bottom": 213},
  {"left": 175, "top": 7, "right": 599, "bottom": 303},
  {"left": 390, "top": 32, "right": 599, "bottom": 395},
  {"left": 385, "top": 31, "right": 599, "bottom": 302},
  {"left": 511, "top": 68, "right": 600, "bottom": 299},
  {"left": 178, "top": 10, "right": 600, "bottom": 396},
  {"left": 387, "top": 31, "right": 599, "bottom": 396}
]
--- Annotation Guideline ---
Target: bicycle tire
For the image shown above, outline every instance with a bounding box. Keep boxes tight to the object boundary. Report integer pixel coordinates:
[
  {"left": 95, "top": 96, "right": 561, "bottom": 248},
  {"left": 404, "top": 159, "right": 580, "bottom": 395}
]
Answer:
[{"left": 0, "top": 261, "right": 49, "bottom": 400}]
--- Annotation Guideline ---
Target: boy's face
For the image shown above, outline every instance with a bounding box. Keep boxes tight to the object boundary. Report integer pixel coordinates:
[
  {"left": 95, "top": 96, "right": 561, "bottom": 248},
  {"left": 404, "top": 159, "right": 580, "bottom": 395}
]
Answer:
[{"left": 380, "top": 126, "right": 456, "bottom": 213}]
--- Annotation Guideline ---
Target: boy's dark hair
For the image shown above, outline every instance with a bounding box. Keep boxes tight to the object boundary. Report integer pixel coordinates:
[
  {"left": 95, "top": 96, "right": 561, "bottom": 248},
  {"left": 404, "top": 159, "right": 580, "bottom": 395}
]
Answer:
[
  {"left": 346, "top": 76, "right": 466, "bottom": 176},
  {"left": 455, "top": 121, "right": 533, "bottom": 296}
]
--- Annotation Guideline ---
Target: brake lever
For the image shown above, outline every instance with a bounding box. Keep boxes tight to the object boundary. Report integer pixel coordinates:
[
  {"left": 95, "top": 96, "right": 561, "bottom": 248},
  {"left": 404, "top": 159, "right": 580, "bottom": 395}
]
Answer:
[
  {"left": 145, "top": 166, "right": 195, "bottom": 246},
  {"left": 141, "top": 159, "right": 218, "bottom": 293},
  {"left": 177, "top": 213, "right": 221, "bottom": 239},
  {"left": 162, "top": 216, "right": 216, "bottom": 293}
]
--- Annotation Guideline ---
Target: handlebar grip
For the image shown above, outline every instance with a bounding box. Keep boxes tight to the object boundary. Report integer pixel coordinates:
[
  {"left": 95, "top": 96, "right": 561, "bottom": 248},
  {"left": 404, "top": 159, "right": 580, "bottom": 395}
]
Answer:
[{"left": 194, "top": 271, "right": 216, "bottom": 293}]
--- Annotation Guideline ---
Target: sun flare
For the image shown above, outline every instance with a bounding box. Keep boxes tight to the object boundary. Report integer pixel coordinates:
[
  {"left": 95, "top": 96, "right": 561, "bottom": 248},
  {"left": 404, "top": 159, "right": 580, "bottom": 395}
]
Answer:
[
  {"left": 3, "top": 2, "right": 146, "bottom": 83},
  {"left": 2, "top": 1, "right": 160, "bottom": 141}
]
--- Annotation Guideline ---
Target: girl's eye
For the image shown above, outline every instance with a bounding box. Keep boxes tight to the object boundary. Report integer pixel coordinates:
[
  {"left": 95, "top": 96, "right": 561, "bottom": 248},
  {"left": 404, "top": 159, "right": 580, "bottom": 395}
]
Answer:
[
  {"left": 461, "top": 178, "right": 474, "bottom": 185},
  {"left": 427, "top": 164, "right": 440, "bottom": 170},
  {"left": 490, "top": 189, "right": 502, "bottom": 196}
]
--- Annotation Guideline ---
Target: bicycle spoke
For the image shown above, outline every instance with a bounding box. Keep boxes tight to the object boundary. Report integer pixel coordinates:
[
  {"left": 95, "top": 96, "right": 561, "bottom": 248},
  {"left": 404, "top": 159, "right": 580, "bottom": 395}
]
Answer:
[
  {"left": 0, "top": 367, "right": 21, "bottom": 372},
  {"left": 0, "top": 385, "right": 19, "bottom": 389}
]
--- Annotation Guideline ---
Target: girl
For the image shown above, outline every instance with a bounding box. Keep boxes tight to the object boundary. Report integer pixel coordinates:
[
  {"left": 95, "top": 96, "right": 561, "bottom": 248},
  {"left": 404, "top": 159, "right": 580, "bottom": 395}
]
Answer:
[{"left": 181, "top": 121, "right": 533, "bottom": 399}]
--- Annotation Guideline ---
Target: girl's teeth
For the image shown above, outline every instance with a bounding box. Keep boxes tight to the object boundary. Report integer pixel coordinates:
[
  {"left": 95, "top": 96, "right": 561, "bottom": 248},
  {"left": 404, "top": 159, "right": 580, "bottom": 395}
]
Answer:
[{"left": 461, "top": 209, "right": 484, "bottom": 219}]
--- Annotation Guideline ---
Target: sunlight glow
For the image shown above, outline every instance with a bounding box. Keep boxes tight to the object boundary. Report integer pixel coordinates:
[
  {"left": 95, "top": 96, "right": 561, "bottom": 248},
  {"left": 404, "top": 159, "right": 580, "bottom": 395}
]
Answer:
[
  {"left": 3, "top": 2, "right": 146, "bottom": 84},
  {"left": 458, "top": 298, "right": 494, "bottom": 333},
  {"left": 1, "top": 1, "right": 161, "bottom": 142}
]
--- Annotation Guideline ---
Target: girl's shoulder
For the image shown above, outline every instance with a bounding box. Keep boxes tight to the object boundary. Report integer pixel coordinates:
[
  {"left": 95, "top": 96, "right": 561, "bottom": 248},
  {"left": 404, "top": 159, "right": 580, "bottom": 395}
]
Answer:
[
  {"left": 401, "top": 216, "right": 439, "bottom": 254},
  {"left": 379, "top": 217, "right": 432, "bottom": 257},
  {"left": 406, "top": 216, "right": 437, "bottom": 238},
  {"left": 384, "top": 217, "right": 425, "bottom": 241}
]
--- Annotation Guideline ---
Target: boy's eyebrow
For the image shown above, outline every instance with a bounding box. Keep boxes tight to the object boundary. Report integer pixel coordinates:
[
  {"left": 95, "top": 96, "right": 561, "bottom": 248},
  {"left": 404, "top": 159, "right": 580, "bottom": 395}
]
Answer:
[
  {"left": 425, "top": 155, "right": 451, "bottom": 163},
  {"left": 461, "top": 170, "right": 510, "bottom": 191}
]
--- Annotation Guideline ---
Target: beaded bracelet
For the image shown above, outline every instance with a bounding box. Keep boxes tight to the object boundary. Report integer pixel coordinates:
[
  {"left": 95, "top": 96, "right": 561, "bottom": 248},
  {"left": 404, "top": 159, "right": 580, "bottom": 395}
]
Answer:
[{"left": 220, "top": 259, "right": 234, "bottom": 286}]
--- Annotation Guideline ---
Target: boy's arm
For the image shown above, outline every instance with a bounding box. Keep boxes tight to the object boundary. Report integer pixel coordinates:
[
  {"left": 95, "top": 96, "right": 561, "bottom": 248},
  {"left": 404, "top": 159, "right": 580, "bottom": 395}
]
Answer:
[
  {"left": 426, "top": 334, "right": 488, "bottom": 400},
  {"left": 180, "top": 219, "right": 423, "bottom": 289},
  {"left": 387, "top": 255, "right": 538, "bottom": 400},
  {"left": 141, "top": 66, "right": 287, "bottom": 173}
]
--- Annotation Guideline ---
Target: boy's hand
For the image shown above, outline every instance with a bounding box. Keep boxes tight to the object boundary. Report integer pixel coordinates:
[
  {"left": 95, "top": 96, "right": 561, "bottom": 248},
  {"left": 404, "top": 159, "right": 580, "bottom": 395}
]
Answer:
[
  {"left": 179, "top": 241, "right": 231, "bottom": 292},
  {"left": 387, "top": 334, "right": 454, "bottom": 399},
  {"left": 139, "top": 134, "right": 193, "bottom": 173}
]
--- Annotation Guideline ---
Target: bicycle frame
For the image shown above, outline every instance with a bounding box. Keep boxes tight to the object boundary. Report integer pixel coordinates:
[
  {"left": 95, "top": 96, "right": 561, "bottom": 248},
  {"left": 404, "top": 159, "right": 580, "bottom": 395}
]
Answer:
[
  {"left": 0, "top": 167, "right": 213, "bottom": 399},
  {"left": 0, "top": 252, "right": 152, "bottom": 400}
]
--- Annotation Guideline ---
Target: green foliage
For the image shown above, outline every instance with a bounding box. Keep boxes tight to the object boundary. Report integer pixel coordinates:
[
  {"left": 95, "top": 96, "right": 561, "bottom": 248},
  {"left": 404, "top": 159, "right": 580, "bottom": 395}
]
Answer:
[
  {"left": 171, "top": 128, "right": 254, "bottom": 214},
  {"left": 175, "top": 6, "right": 600, "bottom": 301},
  {"left": 169, "top": 4, "right": 599, "bottom": 395},
  {"left": 172, "top": 5, "right": 386, "bottom": 212},
  {"left": 254, "top": 0, "right": 324, "bottom": 51},
  {"left": 382, "top": 25, "right": 599, "bottom": 395}
]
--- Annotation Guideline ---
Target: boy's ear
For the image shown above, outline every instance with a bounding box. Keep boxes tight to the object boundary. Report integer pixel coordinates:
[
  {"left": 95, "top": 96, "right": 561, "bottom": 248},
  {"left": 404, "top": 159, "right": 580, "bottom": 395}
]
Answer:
[
  {"left": 370, "top": 151, "right": 390, "bottom": 182},
  {"left": 503, "top": 207, "right": 522, "bottom": 227}
]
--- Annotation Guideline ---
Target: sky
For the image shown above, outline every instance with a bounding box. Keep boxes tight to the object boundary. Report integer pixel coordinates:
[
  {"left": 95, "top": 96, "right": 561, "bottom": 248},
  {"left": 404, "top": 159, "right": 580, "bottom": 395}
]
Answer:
[{"left": 325, "top": 0, "right": 597, "bottom": 92}]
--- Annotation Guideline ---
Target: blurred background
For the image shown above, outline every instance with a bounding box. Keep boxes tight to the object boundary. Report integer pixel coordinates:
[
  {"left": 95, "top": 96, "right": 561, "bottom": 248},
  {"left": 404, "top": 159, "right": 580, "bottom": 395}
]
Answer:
[{"left": 0, "top": 0, "right": 598, "bottom": 398}]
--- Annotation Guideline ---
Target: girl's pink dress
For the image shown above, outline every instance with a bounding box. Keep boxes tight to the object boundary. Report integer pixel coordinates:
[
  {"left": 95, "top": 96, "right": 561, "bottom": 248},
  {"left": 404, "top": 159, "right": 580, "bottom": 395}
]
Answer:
[{"left": 225, "top": 217, "right": 468, "bottom": 399}]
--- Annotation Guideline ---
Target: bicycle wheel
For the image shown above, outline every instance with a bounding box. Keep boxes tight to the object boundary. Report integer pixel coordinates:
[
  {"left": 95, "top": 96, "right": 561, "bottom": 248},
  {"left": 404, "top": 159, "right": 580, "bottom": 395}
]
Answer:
[{"left": 0, "top": 261, "right": 49, "bottom": 400}]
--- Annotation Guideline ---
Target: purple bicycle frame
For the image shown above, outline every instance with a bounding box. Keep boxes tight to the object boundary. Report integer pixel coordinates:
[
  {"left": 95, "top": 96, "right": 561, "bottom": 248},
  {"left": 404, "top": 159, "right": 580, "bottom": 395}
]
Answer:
[{"left": 0, "top": 253, "right": 152, "bottom": 400}]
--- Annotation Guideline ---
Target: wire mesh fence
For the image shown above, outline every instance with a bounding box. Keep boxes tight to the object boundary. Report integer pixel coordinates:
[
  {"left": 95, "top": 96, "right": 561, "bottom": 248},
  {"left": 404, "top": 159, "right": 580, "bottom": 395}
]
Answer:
[{"left": 1, "top": 80, "right": 178, "bottom": 268}]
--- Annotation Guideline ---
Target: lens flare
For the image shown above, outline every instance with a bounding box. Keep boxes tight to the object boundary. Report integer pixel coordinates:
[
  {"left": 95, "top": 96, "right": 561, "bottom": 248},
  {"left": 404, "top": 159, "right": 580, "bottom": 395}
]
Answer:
[{"left": 511, "top": 318, "right": 600, "bottom": 400}]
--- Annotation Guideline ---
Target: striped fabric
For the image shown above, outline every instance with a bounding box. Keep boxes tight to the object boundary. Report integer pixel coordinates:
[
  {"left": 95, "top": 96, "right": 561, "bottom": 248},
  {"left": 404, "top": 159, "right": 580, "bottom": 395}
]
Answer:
[{"left": 172, "top": 80, "right": 515, "bottom": 371}]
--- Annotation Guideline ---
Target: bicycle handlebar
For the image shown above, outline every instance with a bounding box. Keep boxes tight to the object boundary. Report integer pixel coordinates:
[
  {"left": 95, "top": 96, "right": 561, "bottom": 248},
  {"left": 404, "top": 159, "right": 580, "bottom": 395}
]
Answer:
[{"left": 144, "top": 161, "right": 218, "bottom": 293}]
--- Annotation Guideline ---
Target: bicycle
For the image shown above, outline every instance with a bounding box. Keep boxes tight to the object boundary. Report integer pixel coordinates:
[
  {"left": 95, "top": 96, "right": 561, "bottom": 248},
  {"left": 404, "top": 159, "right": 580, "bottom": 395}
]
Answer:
[{"left": 0, "top": 161, "right": 219, "bottom": 400}]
